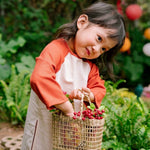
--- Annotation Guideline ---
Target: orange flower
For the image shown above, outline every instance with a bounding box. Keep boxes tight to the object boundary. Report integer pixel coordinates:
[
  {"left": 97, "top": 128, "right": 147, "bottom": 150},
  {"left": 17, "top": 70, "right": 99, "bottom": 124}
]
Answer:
[
  {"left": 144, "top": 28, "right": 150, "bottom": 40},
  {"left": 120, "top": 37, "right": 131, "bottom": 52}
]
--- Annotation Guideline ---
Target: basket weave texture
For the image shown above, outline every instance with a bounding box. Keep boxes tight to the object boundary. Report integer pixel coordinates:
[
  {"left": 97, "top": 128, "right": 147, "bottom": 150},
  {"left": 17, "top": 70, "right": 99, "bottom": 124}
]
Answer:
[{"left": 52, "top": 113, "right": 104, "bottom": 150}]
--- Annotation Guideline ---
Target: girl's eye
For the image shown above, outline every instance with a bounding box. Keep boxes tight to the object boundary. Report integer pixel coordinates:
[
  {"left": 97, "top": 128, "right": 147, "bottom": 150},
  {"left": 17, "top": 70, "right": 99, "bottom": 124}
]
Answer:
[
  {"left": 98, "top": 36, "right": 102, "bottom": 42},
  {"left": 102, "top": 48, "right": 106, "bottom": 51}
]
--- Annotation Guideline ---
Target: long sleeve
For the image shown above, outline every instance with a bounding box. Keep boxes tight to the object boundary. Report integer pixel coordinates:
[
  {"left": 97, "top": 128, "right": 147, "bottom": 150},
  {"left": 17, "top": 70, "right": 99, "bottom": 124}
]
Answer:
[{"left": 30, "top": 40, "right": 69, "bottom": 109}]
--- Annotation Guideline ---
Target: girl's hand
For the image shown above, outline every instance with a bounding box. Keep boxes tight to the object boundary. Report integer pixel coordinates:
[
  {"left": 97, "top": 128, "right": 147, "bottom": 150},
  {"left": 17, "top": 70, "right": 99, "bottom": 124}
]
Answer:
[
  {"left": 69, "top": 87, "right": 95, "bottom": 102},
  {"left": 55, "top": 101, "right": 74, "bottom": 117},
  {"left": 82, "top": 87, "right": 95, "bottom": 102}
]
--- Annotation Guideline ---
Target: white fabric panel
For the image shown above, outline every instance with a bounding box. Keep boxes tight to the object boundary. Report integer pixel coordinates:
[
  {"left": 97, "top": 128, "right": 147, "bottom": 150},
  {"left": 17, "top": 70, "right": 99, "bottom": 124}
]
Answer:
[{"left": 56, "top": 53, "right": 90, "bottom": 93}]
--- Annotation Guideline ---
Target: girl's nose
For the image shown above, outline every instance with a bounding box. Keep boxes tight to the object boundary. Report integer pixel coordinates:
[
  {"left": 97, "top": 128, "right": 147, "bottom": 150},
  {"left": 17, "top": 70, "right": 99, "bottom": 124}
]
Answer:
[{"left": 92, "top": 44, "right": 100, "bottom": 53}]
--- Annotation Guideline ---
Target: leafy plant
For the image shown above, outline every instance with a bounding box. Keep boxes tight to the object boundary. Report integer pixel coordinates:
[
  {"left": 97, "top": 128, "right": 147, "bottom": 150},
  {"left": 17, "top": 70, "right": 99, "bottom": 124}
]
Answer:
[
  {"left": 15, "top": 55, "right": 35, "bottom": 73},
  {"left": 0, "top": 34, "right": 26, "bottom": 80},
  {"left": 0, "top": 65, "right": 31, "bottom": 126},
  {"left": 101, "top": 80, "right": 150, "bottom": 150},
  {"left": 0, "top": 35, "right": 26, "bottom": 57}
]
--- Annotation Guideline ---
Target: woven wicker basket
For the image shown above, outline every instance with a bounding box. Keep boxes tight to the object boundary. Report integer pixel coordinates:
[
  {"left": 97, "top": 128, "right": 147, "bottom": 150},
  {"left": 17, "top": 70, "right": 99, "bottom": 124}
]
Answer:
[
  {"left": 52, "top": 113, "right": 104, "bottom": 150},
  {"left": 52, "top": 94, "right": 105, "bottom": 150}
]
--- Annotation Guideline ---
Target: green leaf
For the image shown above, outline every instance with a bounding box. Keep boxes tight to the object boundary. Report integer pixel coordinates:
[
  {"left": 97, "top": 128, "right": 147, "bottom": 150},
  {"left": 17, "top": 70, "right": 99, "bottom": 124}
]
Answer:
[
  {"left": 7, "top": 37, "right": 26, "bottom": 53},
  {"left": 21, "top": 55, "right": 35, "bottom": 67},
  {"left": 0, "top": 36, "right": 26, "bottom": 55},
  {"left": 99, "top": 105, "right": 105, "bottom": 111},
  {"left": 132, "top": 51, "right": 144, "bottom": 63},
  {"left": 0, "top": 41, "right": 8, "bottom": 56},
  {"left": 87, "top": 103, "right": 95, "bottom": 111},
  {"left": 49, "top": 109, "right": 56, "bottom": 112},
  {"left": 60, "top": 0, "right": 67, "bottom": 3},
  {"left": 113, "top": 79, "right": 126, "bottom": 89},
  {"left": 17, "top": 36, "right": 26, "bottom": 47},
  {"left": 0, "top": 80, "right": 8, "bottom": 93},
  {"left": 7, "top": 40, "right": 18, "bottom": 53},
  {"left": 0, "top": 34, "right": 2, "bottom": 41},
  {"left": 0, "top": 64, "right": 11, "bottom": 80},
  {"left": 15, "top": 55, "right": 35, "bottom": 73},
  {"left": 0, "top": 56, "right": 6, "bottom": 64},
  {"left": 123, "top": 57, "right": 144, "bottom": 81},
  {"left": 144, "top": 56, "right": 150, "bottom": 66},
  {"left": 15, "top": 63, "right": 30, "bottom": 72},
  {"left": 6, "top": 100, "right": 16, "bottom": 107}
]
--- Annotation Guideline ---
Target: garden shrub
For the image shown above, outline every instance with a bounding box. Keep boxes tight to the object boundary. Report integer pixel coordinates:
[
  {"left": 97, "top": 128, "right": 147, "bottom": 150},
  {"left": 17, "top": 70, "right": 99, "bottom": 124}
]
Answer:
[
  {"left": 0, "top": 65, "right": 31, "bottom": 126},
  {"left": 101, "top": 80, "right": 150, "bottom": 150}
]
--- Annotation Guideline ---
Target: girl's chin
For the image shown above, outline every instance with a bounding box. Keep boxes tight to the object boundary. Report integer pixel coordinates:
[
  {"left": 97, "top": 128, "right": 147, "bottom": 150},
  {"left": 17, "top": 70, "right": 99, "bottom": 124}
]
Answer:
[
  {"left": 77, "top": 53, "right": 84, "bottom": 58},
  {"left": 77, "top": 51, "right": 90, "bottom": 59}
]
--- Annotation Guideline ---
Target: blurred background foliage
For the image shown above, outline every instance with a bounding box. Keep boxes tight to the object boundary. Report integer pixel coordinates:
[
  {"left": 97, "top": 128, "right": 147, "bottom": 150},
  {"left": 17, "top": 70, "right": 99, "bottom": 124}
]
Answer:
[
  {"left": 0, "top": 0, "right": 150, "bottom": 121},
  {"left": 0, "top": 0, "right": 150, "bottom": 90}
]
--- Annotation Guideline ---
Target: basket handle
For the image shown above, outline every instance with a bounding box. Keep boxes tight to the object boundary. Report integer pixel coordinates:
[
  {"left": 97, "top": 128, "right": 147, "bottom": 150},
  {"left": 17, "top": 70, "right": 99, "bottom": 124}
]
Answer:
[{"left": 80, "top": 93, "right": 91, "bottom": 119}]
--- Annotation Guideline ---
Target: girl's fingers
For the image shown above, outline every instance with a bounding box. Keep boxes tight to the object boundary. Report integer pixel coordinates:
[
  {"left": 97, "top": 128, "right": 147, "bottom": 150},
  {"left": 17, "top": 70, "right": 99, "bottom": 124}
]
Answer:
[
  {"left": 77, "top": 90, "right": 82, "bottom": 99},
  {"left": 69, "top": 89, "right": 82, "bottom": 100},
  {"left": 69, "top": 88, "right": 94, "bottom": 102},
  {"left": 82, "top": 87, "right": 90, "bottom": 93},
  {"left": 69, "top": 90, "right": 76, "bottom": 99},
  {"left": 81, "top": 87, "right": 90, "bottom": 97},
  {"left": 82, "top": 87, "right": 95, "bottom": 102}
]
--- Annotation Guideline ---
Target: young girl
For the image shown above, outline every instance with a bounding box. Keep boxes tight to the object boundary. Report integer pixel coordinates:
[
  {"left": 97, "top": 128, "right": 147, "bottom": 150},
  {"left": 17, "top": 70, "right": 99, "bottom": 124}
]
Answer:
[{"left": 21, "top": 1, "right": 125, "bottom": 150}]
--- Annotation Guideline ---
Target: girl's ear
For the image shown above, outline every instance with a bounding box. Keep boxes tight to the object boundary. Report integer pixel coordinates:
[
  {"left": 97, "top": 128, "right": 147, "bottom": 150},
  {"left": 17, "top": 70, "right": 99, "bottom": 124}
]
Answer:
[{"left": 77, "top": 14, "right": 89, "bottom": 29}]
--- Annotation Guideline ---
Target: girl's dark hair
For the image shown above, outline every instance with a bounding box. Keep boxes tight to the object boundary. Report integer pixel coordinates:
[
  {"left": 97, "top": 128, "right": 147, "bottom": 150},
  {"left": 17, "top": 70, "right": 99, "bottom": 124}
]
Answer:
[{"left": 55, "top": 1, "right": 126, "bottom": 80}]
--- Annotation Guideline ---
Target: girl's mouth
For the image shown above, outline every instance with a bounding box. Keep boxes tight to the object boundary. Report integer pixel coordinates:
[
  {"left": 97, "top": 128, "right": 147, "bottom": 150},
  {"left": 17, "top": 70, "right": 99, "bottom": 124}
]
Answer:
[{"left": 86, "top": 48, "right": 90, "bottom": 56}]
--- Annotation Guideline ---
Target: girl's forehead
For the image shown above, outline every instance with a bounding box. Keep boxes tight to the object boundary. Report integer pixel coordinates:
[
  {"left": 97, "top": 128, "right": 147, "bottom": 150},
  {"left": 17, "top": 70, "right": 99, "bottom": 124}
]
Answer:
[
  {"left": 89, "top": 24, "right": 116, "bottom": 37},
  {"left": 89, "top": 23, "right": 116, "bottom": 32}
]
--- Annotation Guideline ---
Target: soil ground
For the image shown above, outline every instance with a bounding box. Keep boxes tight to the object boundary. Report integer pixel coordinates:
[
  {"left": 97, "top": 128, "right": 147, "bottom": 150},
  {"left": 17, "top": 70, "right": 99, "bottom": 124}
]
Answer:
[{"left": 0, "top": 122, "right": 24, "bottom": 140}]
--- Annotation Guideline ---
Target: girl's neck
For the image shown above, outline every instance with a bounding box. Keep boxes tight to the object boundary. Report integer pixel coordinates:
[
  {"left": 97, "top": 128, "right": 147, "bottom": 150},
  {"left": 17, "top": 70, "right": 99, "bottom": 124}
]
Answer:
[{"left": 66, "top": 38, "right": 75, "bottom": 53}]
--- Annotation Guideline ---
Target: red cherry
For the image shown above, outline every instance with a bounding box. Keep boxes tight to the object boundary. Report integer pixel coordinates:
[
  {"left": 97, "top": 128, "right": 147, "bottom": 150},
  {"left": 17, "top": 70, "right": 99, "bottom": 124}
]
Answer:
[
  {"left": 87, "top": 109, "right": 91, "bottom": 113},
  {"left": 97, "top": 110, "right": 101, "bottom": 114},
  {"left": 97, "top": 117, "right": 101, "bottom": 120},
  {"left": 85, "top": 112, "right": 89, "bottom": 116},
  {"left": 95, "top": 114, "right": 98, "bottom": 117},
  {"left": 88, "top": 116, "right": 94, "bottom": 119},
  {"left": 77, "top": 112, "right": 81, "bottom": 116},
  {"left": 99, "top": 111, "right": 103, "bottom": 115},
  {"left": 82, "top": 117, "right": 85, "bottom": 121},
  {"left": 82, "top": 110, "right": 86, "bottom": 114},
  {"left": 73, "top": 116, "right": 77, "bottom": 119},
  {"left": 102, "top": 110, "right": 105, "bottom": 113},
  {"left": 95, "top": 116, "right": 98, "bottom": 119},
  {"left": 74, "top": 112, "right": 77, "bottom": 115}
]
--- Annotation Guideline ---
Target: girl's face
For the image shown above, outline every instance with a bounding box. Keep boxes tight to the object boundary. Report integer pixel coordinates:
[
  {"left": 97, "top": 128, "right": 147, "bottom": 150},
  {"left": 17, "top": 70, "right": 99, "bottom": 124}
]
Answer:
[{"left": 68, "top": 15, "right": 118, "bottom": 60}]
